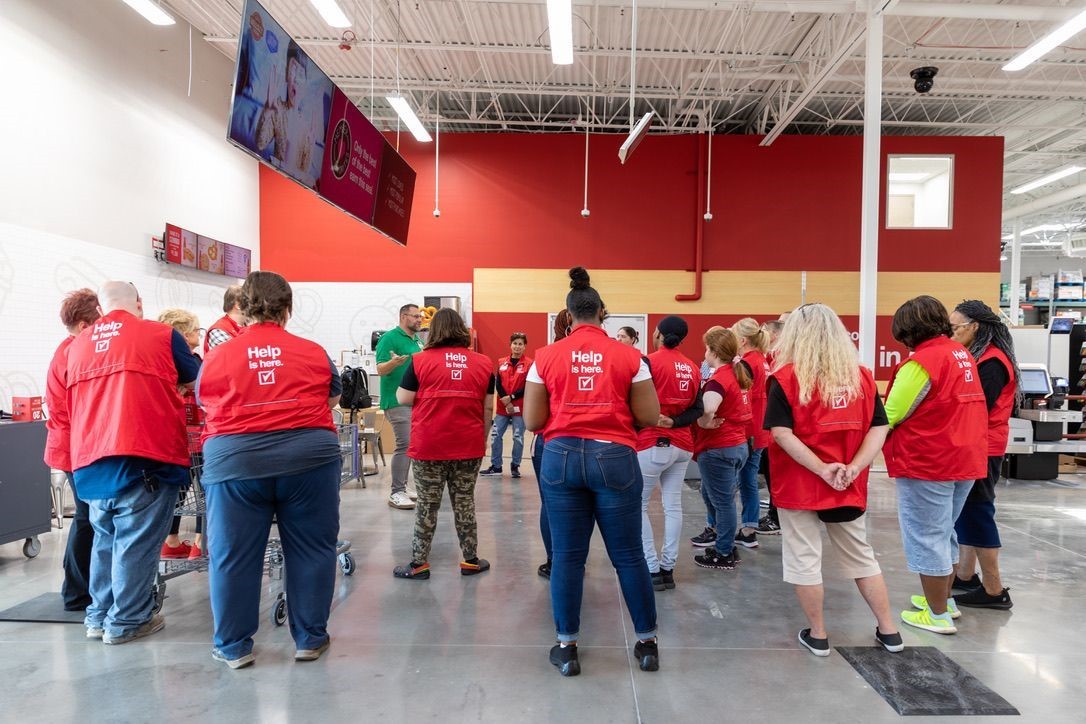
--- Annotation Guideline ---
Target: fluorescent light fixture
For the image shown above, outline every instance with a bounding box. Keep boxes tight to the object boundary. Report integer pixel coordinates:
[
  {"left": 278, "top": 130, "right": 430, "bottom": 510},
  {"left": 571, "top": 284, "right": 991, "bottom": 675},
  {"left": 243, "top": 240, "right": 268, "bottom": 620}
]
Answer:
[
  {"left": 1022, "top": 224, "right": 1071, "bottom": 235},
  {"left": 310, "top": 0, "right": 352, "bottom": 28},
  {"left": 618, "top": 112, "right": 654, "bottom": 165},
  {"left": 888, "top": 172, "right": 931, "bottom": 182},
  {"left": 547, "top": 0, "right": 574, "bottom": 65},
  {"left": 386, "top": 95, "right": 432, "bottom": 143},
  {"left": 1004, "top": 9, "right": 1086, "bottom": 71},
  {"left": 1002, "top": 234, "right": 1014, "bottom": 240},
  {"left": 1022, "top": 241, "right": 1063, "bottom": 247},
  {"left": 1011, "top": 165, "right": 1084, "bottom": 194},
  {"left": 119, "top": 0, "right": 175, "bottom": 25}
]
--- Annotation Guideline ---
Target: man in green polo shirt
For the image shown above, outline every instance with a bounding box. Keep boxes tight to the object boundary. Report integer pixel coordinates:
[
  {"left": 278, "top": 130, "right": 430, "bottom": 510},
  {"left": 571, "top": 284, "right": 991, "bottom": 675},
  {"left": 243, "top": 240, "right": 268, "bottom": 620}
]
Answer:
[{"left": 376, "top": 303, "right": 424, "bottom": 509}]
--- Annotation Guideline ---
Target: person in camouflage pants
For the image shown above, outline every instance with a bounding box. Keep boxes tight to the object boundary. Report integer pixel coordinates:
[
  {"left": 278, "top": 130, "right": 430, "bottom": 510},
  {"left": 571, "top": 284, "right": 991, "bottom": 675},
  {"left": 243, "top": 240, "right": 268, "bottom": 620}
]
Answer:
[{"left": 411, "top": 458, "right": 482, "bottom": 565}]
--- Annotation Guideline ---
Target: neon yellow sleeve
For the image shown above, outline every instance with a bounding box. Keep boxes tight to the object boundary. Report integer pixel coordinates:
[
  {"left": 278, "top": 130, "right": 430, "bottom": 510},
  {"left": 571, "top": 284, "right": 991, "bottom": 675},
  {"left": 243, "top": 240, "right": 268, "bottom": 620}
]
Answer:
[{"left": 884, "top": 360, "right": 931, "bottom": 428}]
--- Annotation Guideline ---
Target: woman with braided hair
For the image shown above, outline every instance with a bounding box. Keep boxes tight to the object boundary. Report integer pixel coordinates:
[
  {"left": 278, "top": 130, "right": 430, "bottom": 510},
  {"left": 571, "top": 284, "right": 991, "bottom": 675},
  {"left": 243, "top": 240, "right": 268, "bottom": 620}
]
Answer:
[{"left": 947, "top": 300, "right": 1019, "bottom": 610}]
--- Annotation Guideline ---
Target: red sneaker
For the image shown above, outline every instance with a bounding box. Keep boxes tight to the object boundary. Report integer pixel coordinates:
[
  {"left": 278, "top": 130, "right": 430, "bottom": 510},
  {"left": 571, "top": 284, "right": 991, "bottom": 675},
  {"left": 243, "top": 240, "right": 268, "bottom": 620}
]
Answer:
[
  {"left": 187, "top": 542, "right": 204, "bottom": 560},
  {"left": 161, "top": 541, "right": 193, "bottom": 559}
]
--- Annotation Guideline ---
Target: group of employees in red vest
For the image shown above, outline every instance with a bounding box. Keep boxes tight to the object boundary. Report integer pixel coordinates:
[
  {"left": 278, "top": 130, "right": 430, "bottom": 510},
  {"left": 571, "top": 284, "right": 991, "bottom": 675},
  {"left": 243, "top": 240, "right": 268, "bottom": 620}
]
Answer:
[{"left": 40, "top": 264, "right": 1019, "bottom": 672}]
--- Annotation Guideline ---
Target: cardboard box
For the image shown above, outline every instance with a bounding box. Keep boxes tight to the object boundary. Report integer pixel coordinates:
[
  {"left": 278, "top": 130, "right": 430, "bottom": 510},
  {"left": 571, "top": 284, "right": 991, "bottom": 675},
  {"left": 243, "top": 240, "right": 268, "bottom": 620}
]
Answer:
[
  {"left": 1059, "top": 269, "right": 1084, "bottom": 284},
  {"left": 12, "top": 396, "right": 43, "bottom": 422},
  {"left": 1057, "top": 285, "right": 1084, "bottom": 300}
]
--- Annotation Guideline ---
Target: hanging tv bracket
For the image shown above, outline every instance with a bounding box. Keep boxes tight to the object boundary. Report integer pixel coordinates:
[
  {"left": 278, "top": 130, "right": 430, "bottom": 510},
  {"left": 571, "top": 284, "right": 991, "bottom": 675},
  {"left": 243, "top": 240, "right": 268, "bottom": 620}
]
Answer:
[{"left": 618, "top": 0, "right": 652, "bottom": 164}]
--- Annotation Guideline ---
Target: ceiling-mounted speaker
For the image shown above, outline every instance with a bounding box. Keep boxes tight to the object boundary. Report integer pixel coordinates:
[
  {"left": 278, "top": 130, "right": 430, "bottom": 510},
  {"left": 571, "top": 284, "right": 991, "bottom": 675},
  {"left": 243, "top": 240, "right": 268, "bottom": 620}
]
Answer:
[{"left": 618, "top": 112, "right": 654, "bottom": 165}]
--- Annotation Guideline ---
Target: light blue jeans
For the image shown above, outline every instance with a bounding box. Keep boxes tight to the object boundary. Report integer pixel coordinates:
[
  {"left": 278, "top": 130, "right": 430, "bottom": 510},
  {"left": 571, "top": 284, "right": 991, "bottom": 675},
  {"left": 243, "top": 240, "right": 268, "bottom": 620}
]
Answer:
[
  {"left": 698, "top": 445, "right": 749, "bottom": 555},
  {"left": 737, "top": 446, "right": 765, "bottom": 529},
  {"left": 895, "top": 477, "right": 974, "bottom": 576},
  {"left": 490, "top": 414, "right": 526, "bottom": 468},
  {"left": 639, "top": 444, "right": 693, "bottom": 572},
  {"left": 85, "top": 482, "right": 179, "bottom": 637}
]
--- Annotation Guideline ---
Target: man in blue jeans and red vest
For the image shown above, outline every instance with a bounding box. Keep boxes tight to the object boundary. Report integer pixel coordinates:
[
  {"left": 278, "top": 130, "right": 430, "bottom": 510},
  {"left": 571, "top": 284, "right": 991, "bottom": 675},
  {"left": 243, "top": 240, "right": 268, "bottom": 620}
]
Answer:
[{"left": 67, "top": 281, "right": 200, "bottom": 644}]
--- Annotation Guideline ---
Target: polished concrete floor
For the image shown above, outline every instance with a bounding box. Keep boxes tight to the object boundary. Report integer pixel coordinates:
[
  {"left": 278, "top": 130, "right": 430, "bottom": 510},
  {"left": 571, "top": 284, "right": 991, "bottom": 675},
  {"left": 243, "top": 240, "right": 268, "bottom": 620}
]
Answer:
[{"left": 1, "top": 461, "right": 1085, "bottom": 723}]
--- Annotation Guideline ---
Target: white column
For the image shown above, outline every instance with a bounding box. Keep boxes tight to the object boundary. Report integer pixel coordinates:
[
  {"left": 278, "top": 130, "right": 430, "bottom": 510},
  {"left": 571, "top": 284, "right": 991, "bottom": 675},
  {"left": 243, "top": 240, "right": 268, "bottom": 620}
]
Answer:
[
  {"left": 858, "top": 1, "right": 883, "bottom": 369},
  {"left": 1009, "top": 219, "right": 1022, "bottom": 324}
]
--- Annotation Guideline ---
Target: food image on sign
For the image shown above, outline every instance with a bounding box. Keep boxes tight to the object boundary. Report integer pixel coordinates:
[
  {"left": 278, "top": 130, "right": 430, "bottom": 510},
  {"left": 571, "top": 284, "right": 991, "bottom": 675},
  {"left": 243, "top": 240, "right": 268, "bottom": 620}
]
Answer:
[
  {"left": 198, "top": 236, "right": 224, "bottom": 274},
  {"left": 181, "top": 229, "right": 198, "bottom": 268},
  {"left": 330, "top": 119, "right": 351, "bottom": 180}
]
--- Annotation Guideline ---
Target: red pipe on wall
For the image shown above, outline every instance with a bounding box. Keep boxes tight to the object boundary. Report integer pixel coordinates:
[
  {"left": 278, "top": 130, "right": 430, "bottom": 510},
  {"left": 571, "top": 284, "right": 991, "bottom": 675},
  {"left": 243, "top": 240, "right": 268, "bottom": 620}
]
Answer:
[{"left": 676, "top": 132, "right": 707, "bottom": 302}]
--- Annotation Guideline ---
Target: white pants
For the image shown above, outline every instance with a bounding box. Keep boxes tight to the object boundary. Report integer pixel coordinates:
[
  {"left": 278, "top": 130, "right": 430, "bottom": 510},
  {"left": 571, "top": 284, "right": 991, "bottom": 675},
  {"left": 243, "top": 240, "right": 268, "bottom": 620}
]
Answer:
[{"left": 638, "top": 444, "right": 693, "bottom": 572}]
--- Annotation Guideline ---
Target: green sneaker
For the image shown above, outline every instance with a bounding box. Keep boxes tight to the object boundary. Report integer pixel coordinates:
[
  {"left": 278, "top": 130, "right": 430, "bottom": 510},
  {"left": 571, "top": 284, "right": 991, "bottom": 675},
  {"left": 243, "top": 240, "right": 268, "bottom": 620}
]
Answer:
[
  {"left": 901, "top": 608, "right": 957, "bottom": 634},
  {"left": 910, "top": 595, "right": 962, "bottom": 619}
]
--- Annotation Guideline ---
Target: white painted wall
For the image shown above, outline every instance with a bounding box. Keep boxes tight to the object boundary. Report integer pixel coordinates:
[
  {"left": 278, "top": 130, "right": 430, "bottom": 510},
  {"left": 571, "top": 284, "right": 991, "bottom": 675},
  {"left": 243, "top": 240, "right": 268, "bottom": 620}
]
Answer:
[{"left": 0, "top": 0, "right": 259, "bottom": 410}]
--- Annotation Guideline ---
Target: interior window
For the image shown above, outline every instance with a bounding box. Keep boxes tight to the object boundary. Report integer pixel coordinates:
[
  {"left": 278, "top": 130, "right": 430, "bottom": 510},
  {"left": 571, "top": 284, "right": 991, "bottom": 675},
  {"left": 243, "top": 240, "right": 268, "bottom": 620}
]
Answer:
[{"left": 886, "top": 155, "right": 954, "bottom": 229}]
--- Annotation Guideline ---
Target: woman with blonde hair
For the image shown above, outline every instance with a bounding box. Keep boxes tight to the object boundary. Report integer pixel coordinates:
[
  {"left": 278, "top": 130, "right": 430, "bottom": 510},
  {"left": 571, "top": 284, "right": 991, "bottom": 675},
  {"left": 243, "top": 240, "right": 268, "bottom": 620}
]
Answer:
[
  {"left": 692, "top": 327, "right": 753, "bottom": 571},
  {"left": 731, "top": 318, "right": 772, "bottom": 549},
  {"left": 765, "top": 303, "right": 901, "bottom": 656}
]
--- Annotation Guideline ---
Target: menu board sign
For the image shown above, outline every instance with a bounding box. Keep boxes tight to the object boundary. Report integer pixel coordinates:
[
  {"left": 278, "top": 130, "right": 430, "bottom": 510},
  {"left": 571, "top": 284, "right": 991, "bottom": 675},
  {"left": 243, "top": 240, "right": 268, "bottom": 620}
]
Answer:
[
  {"left": 165, "top": 224, "right": 183, "bottom": 264},
  {"left": 198, "top": 235, "right": 224, "bottom": 274},
  {"left": 223, "top": 243, "right": 252, "bottom": 278},
  {"left": 180, "top": 228, "right": 198, "bottom": 268},
  {"left": 161, "top": 223, "right": 251, "bottom": 279}
]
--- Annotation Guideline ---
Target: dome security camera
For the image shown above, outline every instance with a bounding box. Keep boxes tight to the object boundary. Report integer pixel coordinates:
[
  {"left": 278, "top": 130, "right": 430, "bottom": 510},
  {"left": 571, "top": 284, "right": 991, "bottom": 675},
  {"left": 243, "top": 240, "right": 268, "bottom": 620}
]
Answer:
[
  {"left": 704, "top": 212, "right": 713, "bottom": 221},
  {"left": 433, "top": 208, "right": 441, "bottom": 218},
  {"left": 581, "top": 208, "right": 590, "bottom": 218},
  {"left": 910, "top": 66, "right": 938, "bottom": 94}
]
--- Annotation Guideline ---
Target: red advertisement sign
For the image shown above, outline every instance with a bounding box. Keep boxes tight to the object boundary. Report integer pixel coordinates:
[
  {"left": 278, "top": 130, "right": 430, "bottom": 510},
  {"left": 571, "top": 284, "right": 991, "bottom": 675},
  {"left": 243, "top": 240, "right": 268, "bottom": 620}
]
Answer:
[
  {"left": 165, "top": 224, "right": 182, "bottom": 264},
  {"left": 317, "top": 89, "right": 385, "bottom": 224},
  {"left": 372, "top": 140, "right": 416, "bottom": 246}
]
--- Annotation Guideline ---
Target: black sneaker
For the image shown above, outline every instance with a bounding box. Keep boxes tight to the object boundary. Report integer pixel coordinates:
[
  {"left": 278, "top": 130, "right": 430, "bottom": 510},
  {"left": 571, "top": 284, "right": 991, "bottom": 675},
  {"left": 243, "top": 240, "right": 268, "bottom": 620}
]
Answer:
[
  {"left": 634, "top": 639, "right": 659, "bottom": 671},
  {"left": 690, "top": 527, "right": 717, "bottom": 547},
  {"left": 537, "top": 561, "right": 551, "bottom": 579},
  {"left": 798, "top": 628, "right": 830, "bottom": 657},
  {"left": 650, "top": 571, "right": 666, "bottom": 592},
  {"left": 875, "top": 627, "right": 905, "bottom": 653},
  {"left": 952, "top": 573, "right": 982, "bottom": 592},
  {"left": 660, "top": 568, "right": 675, "bottom": 590},
  {"left": 954, "top": 586, "right": 1013, "bottom": 610},
  {"left": 511, "top": 464, "right": 521, "bottom": 479},
  {"left": 694, "top": 548, "right": 739, "bottom": 570},
  {"left": 479, "top": 465, "right": 502, "bottom": 476},
  {"left": 756, "top": 516, "right": 781, "bottom": 535},
  {"left": 735, "top": 530, "right": 759, "bottom": 549},
  {"left": 549, "top": 644, "right": 580, "bottom": 677}
]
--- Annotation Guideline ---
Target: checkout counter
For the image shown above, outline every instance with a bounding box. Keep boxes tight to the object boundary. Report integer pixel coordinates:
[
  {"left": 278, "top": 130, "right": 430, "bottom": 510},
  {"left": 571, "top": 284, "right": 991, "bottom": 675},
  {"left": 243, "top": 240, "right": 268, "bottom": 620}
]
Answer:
[{"left": 1007, "top": 363, "right": 1086, "bottom": 479}]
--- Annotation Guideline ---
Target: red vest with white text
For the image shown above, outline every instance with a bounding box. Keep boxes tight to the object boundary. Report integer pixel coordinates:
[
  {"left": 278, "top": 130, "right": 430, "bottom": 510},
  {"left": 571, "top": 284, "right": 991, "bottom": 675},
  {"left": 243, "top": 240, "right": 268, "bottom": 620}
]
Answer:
[
  {"left": 694, "top": 364, "right": 753, "bottom": 452},
  {"left": 496, "top": 354, "right": 533, "bottom": 417},
  {"left": 885, "top": 336, "right": 988, "bottom": 481},
  {"left": 636, "top": 347, "right": 699, "bottom": 452},
  {"left": 44, "top": 336, "right": 74, "bottom": 471},
  {"left": 408, "top": 347, "right": 494, "bottom": 460},
  {"left": 534, "top": 325, "right": 644, "bottom": 449},
  {"left": 66, "top": 310, "right": 188, "bottom": 469},
  {"left": 768, "top": 364, "right": 877, "bottom": 511},
  {"left": 978, "top": 345, "right": 1016, "bottom": 457},
  {"left": 198, "top": 323, "right": 336, "bottom": 439},
  {"left": 743, "top": 349, "right": 771, "bottom": 449},
  {"left": 203, "top": 314, "right": 241, "bottom": 356}
]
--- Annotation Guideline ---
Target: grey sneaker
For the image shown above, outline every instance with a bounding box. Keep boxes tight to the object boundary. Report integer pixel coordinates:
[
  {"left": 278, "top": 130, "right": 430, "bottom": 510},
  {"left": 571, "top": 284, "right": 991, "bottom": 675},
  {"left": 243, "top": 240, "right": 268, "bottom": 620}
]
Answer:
[
  {"left": 86, "top": 626, "right": 104, "bottom": 640},
  {"left": 102, "top": 614, "right": 165, "bottom": 645},
  {"left": 295, "top": 638, "right": 331, "bottom": 661},
  {"left": 212, "top": 648, "right": 255, "bottom": 669},
  {"left": 388, "top": 492, "right": 415, "bottom": 509}
]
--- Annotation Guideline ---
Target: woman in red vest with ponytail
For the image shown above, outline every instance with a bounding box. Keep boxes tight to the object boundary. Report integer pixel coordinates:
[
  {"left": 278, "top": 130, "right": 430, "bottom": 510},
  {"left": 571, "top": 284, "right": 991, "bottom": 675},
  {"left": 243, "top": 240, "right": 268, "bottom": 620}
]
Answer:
[
  {"left": 197, "top": 271, "right": 343, "bottom": 669},
  {"left": 731, "top": 317, "right": 772, "bottom": 549},
  {"left": 765, "top": 303, "right": 902, "bottom": 657},
  {"left": 692, "top": 327, "right": 753, "bottom": 572},
  {"left": 885, "top": 295, "right": 988, "bottom": 636},
  {"left": 524, "top": 267, "right": 661, "bottom": 677}
]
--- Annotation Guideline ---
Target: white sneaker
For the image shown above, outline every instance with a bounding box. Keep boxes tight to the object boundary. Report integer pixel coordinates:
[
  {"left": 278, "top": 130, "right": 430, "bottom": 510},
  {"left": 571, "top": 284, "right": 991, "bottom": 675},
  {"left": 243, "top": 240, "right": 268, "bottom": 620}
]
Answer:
[
  {"left": 388, "top": 492, "right": 415, "bottom": 509},
  {"left": 407, "top": 490, "right": 418, "bottom": 501}
]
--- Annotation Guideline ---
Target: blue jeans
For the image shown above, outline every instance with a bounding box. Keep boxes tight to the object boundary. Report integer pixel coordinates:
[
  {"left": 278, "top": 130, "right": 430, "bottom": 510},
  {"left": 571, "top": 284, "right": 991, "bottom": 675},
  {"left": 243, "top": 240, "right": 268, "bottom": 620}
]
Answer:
[
  {"left": 738, "top": 446, "right": 765, "bottom": 529},
  {"left": 540, "top": 438, "right": 657, "bottom": 642},
  {"left": 205, "top": 459, "right": 341, "bottom": 659},
  {"left": 895, "top": 477, "right": 973, "bottom": 576},
  {"left": 697, "top": 445, "right": 749, "bottom": 555},
  {"left": 639, "top": 445, "right": 692, "bottom": 572},
  {"left": 85, "top": 481, "right": 179, "bottom": 636},
  {"left": 530, "top": 435, "right": 552, "bottom": 560},
  {"left": 490, "top": 414, "right": 526, "bottom": 468},
  {"left": 701, "top": 473, "right": 716, "bottom": 530}
]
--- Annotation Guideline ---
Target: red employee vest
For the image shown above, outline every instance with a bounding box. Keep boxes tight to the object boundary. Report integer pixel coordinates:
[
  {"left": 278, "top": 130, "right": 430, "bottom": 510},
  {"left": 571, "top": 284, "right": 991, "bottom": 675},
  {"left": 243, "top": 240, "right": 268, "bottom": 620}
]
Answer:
[
  {"left": 408, "top": 347, "right": 494, "bottom": 460},
  {"left": 198, "top": 322, "right": 336, "bottom": 439},
  {"left": 768, "top": 364, "right": 878, "bottom": 511},
  {"left": 534, "top": 325, "right": 644, "bottom": 449},
  {"left": 496, "top": 354, "right": 533, "bottom": 417},
  {"left": 885, "top": 336, "right": 988, "bottom": 481},
  {"left": 743, "top": 349, "right": 771, "bottom": 449},
  {"left": 44, "top": 336, "right": 74, "bottom": 471},
  {"left": 695, "top": 364, "right": 753, "bottom": 452},
  {"left": 203, "top": 314, "right": 241, "bottom": 356},
  {"left": 978, "top": 345, "right": 1016, "bottom": 457},
  {"left": 66, "top": 310, "right": 189, "bottom": 470},
  {"left": 636, "top": 347, "right": 699, "bottom": 452}
]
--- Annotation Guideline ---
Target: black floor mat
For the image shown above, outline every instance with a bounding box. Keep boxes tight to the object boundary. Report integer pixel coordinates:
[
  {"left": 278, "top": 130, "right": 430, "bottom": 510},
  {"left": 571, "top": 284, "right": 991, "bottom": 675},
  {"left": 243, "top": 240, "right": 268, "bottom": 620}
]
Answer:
[
  {"left": 837, "top": 646, "right": 1019, "bottom": 716},
  {"left": 0, "top": 593, "right": 85, "bottom": 623}
]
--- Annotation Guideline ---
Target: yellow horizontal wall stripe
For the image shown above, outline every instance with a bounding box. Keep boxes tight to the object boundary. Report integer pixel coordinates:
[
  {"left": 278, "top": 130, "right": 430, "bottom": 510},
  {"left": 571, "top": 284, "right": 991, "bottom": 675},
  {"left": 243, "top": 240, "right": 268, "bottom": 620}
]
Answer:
[{"left": 473, "top": 269, "right": 999, "bottom": 318}]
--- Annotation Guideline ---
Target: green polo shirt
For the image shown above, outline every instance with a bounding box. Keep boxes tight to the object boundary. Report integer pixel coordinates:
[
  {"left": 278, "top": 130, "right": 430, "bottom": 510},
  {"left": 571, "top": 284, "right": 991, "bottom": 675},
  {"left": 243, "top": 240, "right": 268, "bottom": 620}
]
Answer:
[{"left": 375, "top": 326, "right": 423, "bottom": 410}]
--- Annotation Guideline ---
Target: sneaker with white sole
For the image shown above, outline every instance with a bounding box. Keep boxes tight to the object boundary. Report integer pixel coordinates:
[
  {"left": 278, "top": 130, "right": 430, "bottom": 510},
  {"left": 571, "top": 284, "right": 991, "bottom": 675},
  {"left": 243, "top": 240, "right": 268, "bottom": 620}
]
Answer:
[
  {"left": 690, "top": 527, "right": 717, "bottom": 547},
  {"left": 86, "top": 626, "right": 104, "bottom": 640},
  {"left": 901, "top": 608, "right": 957, "bottom": 634},
  {"left": 910, "top": 595, "right": 962, "bottom": 619},
  {"left": 756, "top": 516, "right": 781, "bottom": 535},
  {"left": 734, "top": 530, "right": 759, "bottom": 549},
  {"left": 388, "top": 492, "right": 415, "bottom": 509},
  {"left": 295, "top": 638, "right": 331, "bottom": 661},
  {"left": 875, "top": 628, "right": 905, "bottom": 653},
  {"left": 102, "top": 614, "right": 165, "bottom": 645},
  {"left": 798, "top": 628, "right": 830, "bottom": 657},
  {"left": 212, "top": 648, "right": 255, "bottom": 669},
  {"left": 407, "top": 490, "right": 418, "bottom": 501}
]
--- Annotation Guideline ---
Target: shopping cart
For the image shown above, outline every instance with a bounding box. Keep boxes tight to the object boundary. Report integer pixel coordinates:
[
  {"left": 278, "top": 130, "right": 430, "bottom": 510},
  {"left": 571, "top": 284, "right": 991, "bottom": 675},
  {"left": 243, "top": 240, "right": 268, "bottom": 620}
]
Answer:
[{"left": 152, "top": 428, "right": 208, "bottom": 613}]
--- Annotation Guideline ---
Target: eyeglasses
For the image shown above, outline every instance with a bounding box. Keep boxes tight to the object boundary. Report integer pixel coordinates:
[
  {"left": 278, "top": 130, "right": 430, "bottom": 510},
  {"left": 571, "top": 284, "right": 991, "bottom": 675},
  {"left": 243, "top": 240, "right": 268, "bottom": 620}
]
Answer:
[{"left": 950, "top": 322, "right": 974, "bottom": 331}]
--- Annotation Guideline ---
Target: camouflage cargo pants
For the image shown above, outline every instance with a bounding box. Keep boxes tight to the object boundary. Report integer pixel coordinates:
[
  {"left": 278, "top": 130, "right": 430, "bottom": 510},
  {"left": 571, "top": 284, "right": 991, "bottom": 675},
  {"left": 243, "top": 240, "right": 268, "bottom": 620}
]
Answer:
[{"left": 411, "top": 458, "right": 482, "bottom": 564}]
